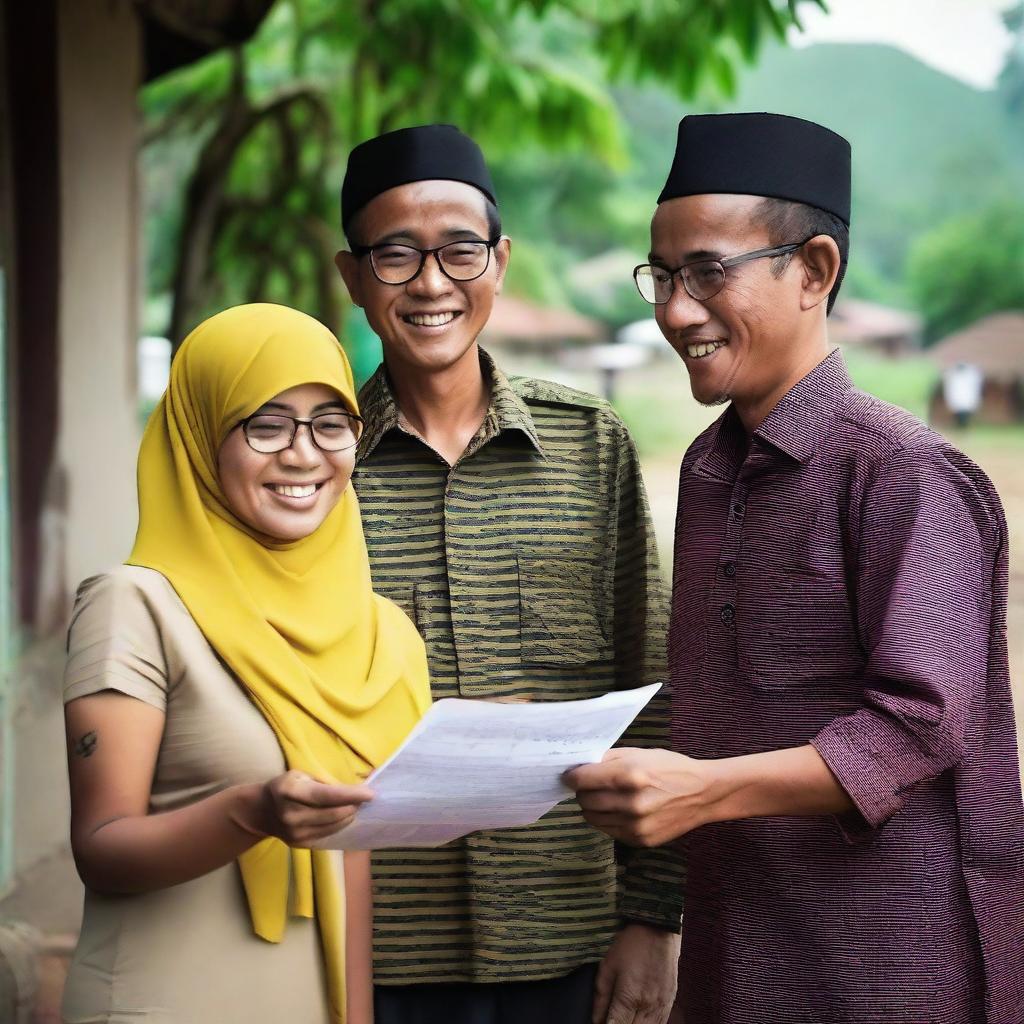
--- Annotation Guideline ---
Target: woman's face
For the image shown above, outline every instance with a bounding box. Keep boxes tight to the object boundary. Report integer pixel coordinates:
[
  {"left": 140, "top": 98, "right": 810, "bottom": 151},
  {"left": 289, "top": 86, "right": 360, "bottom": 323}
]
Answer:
[{"left": 217, "top": 383, "right": 357, "bottom": 542}]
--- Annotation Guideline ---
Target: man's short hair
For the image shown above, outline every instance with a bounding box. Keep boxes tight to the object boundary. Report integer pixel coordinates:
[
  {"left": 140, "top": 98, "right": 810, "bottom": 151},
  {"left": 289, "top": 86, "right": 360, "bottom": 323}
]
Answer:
[
  {"left": 346, "top": 196, "right": 502, "bottom": 250},
  {"left": 753, "top": 197, "right": 849, "bottom": 315}
]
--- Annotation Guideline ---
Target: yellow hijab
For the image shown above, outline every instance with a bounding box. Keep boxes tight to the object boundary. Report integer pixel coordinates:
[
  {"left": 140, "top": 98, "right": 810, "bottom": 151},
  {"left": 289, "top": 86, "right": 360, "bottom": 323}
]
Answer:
[{"left": 128, "top": 303, "right": 430, "bottom": 1023}]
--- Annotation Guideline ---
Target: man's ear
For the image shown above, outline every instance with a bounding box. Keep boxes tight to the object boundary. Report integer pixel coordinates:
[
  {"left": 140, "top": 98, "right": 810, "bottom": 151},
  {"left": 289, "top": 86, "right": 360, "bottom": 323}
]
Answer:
[
  {"left": 493, "top": 237, "right": 512, "bottom": 295},
  {"left": 798, "top": 235, "right": 840, "bottom": 312},
  {"left": 335, "top": 250, "right": 363, "bottom": 307}
]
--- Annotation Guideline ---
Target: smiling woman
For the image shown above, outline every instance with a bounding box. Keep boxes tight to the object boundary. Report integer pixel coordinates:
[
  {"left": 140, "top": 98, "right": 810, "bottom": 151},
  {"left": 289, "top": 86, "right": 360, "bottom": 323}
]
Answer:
[
  {"left": 218, "top": 382, "right": 362, "bottom": 542},
  {"left": 59, "top": 304, "right": 431, "bottom": 1024}
]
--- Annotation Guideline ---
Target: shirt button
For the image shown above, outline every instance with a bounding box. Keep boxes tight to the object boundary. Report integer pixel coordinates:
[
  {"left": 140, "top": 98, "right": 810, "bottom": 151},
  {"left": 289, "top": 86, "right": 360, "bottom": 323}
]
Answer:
[
  {"left": 732, "top": 502, "right": 746, "bottom": 518},
  {"left": 720, "top": 603, "right": 736, "bottom": 625},
  {"left": 722, "top": 561, "right": 736, "bottom": 578}
]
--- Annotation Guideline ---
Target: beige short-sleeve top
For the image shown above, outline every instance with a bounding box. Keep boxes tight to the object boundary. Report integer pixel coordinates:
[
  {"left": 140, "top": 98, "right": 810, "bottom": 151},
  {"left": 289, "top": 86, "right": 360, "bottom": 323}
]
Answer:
[{"left": 61, "top": 565, "right": 335, "bottom": 1024}]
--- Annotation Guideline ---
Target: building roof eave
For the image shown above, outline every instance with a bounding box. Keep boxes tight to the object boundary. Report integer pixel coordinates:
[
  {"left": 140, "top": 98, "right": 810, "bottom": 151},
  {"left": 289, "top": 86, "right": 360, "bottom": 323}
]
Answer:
[{"left": 136, "top": 0, "right": 275, "bottom": 82}]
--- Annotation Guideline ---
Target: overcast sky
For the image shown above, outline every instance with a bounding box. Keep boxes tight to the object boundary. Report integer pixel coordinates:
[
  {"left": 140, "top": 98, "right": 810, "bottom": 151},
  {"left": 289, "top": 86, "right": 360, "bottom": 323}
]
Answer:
[{"left": 790, "top": 0, "right": 1016, "bottom": 89}]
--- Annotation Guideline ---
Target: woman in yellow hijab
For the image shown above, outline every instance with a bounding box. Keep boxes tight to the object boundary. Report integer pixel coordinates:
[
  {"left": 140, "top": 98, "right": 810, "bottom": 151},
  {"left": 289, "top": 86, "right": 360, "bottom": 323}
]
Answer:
[{"left": 60, "top": 304, "right": 430, "bottom": 1024}]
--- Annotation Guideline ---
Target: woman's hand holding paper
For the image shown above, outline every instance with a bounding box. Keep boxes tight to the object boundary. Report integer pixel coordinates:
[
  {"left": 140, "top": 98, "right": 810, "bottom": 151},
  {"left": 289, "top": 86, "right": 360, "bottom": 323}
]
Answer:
[{"left": 244, "top": 770, "right": 376, "bottom": 848}]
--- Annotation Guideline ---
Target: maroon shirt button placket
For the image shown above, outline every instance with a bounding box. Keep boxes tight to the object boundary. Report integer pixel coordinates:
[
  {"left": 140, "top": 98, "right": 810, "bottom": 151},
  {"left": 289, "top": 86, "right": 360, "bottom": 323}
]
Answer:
[{"left": 715, "top": 483, "right": 747, "bottom": 636}]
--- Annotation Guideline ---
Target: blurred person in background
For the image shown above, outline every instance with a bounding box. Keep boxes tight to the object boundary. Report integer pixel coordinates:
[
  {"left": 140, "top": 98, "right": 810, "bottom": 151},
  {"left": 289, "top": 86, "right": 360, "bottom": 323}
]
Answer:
[
  {"left": 61, "top": 304, "right": 430, "bottom": 1024},
  {"left": 335, "top": 124, "right": 685, "bottom": 1024},
  {"left": 943, "top": 360, "right": 984, "bottom": 428},
  {"left": 567, "top": 113, "right": 1024, "bottom": 1024}
]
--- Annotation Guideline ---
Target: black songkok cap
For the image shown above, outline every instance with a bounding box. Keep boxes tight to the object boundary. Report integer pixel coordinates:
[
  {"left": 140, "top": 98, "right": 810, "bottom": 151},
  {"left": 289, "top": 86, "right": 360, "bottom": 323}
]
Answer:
[
  {"left": 657, "top": 113, "right": 851, "bottom": 226},
  {"left": 341, "top": 124, "right": 497, "bottom": 237}
]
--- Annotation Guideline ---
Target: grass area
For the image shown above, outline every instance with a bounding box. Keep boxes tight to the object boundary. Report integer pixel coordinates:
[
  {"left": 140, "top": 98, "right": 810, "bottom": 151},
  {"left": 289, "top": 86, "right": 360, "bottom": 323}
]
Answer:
[
  {"left": 610, "top": 359, "right": 718, "bottom": 459},
  {"left": 841, "top": 349, "right": 939, "bottom": 421}
]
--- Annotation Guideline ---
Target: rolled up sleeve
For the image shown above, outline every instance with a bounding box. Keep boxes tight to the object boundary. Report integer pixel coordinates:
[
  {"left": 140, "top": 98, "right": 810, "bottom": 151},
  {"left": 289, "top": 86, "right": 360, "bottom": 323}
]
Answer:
[{"left": 810, "top": 446, "right": 999, "bottom": 834}]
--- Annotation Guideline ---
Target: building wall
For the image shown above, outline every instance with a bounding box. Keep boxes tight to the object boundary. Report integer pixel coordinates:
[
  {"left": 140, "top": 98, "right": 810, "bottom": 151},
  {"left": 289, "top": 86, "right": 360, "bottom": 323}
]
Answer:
[
  {"left": 55, "top": 0, "right": 140, "bottom": 600},
  {"left": 5, "top": 0, "right": 141, "bottom": 886},
  {"left": 0, "top": 0, "right": 63, "bottom": 899}
]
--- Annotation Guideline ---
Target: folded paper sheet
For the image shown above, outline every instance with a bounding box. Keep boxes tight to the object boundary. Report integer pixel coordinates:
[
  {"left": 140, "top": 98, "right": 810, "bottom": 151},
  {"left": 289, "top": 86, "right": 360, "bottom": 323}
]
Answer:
[{"left": 311, "top": 683, "right": 661, "bottom": 850}]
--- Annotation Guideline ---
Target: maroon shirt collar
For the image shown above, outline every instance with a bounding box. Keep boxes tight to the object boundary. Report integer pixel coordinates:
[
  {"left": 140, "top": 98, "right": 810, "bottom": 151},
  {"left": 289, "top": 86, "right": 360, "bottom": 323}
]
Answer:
[{"left": 695, "top": 347, "right": 853, "bottom": 480}]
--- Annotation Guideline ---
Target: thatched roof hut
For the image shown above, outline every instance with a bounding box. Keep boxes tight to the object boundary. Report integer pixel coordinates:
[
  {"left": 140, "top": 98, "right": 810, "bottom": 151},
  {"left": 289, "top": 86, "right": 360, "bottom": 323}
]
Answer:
[
  {"left": 928, "top": 312, "right": 1024, "bottom": 426},
  {"left": 480, "top": 295, "right": 608, "bottom": 353},
  {"left": 931, "top": 312, "right": 1024, "bottom": 381},
  {"left": 829, "top": 299, "right": 922, "bottom": 356}
]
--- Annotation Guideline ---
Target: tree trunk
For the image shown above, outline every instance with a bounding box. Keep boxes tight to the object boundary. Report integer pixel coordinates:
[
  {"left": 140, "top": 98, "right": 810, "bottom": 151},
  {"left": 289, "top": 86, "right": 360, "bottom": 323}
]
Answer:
[{"left": 168, "top": 48, "right": 251, "bottom": 347}]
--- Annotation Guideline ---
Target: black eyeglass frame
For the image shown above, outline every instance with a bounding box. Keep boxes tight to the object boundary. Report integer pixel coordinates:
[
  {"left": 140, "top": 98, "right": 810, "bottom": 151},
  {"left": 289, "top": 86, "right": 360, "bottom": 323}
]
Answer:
[
  {"left": 633, "top": 239, "right": 812, "bottom": 305},
  {"left": 236, "top": 411, "right": 365, "bottom": 454},
  {"left": 351, "top": 237, "right": 502, "bottom": 286}
]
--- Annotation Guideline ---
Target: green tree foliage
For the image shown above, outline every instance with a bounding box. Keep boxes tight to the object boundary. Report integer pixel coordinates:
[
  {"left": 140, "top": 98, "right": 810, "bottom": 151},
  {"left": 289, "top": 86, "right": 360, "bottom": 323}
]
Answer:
[
  {"left": 720, "top": 39, "right": 1024, "bottom": 310},
  {"left": 906, "top": 202, "right": 1024, "bottom": 344},
  {"left": 143, "top": 0, "right": 824, "bottom": 347}
]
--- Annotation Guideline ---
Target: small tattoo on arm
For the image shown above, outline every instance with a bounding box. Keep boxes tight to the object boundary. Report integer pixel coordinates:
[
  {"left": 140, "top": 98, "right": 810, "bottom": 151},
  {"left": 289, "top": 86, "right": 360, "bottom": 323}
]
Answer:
[{"left": 75, "top": 731, "right": 98, "bottom": 758}]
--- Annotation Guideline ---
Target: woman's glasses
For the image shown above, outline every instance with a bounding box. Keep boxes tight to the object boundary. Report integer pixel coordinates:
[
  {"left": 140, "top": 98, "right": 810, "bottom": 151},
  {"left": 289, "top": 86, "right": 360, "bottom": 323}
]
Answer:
[{"left": 238, "top": 411, "right": 364, "bottom": 454}]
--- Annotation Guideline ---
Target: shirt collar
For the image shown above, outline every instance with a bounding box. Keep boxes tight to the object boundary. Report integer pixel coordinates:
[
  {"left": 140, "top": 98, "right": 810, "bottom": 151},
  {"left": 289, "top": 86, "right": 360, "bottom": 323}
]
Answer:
[
  {"left": 753, "top": 347, "right": 853, "bottom": 464},
  {"left": 356, "top": 347, "right": 544, "bottom": 464},
  {"left": 693, "top": 347, "right": 853, "bottom": 480},
  {"left": 692, "top": 405, "right": 748, "bottom": 483}
]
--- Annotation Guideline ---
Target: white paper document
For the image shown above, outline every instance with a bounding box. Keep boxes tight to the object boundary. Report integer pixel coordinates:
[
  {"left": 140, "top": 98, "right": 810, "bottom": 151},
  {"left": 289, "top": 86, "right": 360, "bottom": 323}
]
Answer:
[{"left": 311, "top": 682, "right": 661, "bottom": 851}]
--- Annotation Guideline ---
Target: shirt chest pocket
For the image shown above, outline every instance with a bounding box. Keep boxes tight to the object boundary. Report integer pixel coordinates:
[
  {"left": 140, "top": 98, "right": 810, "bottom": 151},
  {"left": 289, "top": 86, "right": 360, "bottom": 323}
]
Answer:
[
  {"left": 736, "top": 559, "right": 865, "bottom": 692},
  {"left": 517, "top": 552, "right": 612, "bottom": 667}
]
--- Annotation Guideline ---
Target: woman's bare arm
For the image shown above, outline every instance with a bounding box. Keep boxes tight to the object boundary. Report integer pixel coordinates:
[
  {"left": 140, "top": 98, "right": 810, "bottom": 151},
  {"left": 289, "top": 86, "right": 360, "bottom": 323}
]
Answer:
[{"left": 65, "top": 691, "right": 373, "bottom": 895}]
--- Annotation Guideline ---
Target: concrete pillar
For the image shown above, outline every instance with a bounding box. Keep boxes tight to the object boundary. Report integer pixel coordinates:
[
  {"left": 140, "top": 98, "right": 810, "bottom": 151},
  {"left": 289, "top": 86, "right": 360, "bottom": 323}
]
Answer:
[{"left": 54, "top": 0, "right": 140, "bottom": 601}]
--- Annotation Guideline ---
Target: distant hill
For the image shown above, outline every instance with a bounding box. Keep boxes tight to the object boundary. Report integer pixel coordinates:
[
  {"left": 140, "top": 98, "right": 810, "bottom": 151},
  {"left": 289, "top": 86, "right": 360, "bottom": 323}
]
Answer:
[{"left": 615, "top": 41, "right": 1024, "bottom": 307}]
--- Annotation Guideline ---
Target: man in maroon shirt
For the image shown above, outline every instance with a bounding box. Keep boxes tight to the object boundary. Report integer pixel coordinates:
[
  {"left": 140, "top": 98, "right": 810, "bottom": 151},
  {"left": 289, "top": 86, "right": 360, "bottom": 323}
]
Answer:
[{"left": 566, "top": 113, "right": 1024, "bottom": 1024}]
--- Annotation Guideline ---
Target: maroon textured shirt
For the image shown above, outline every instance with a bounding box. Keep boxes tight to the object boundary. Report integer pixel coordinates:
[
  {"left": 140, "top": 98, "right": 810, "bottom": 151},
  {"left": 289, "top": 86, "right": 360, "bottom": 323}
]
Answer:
[{"left": 669, "top": 349, "right": 1024, "bottom": 1024}]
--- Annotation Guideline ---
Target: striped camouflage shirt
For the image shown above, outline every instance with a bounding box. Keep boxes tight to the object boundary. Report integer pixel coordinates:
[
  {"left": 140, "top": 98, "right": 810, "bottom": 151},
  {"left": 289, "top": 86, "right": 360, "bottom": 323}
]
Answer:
[{"left": 353, "top": 349, "right": 685, "bottom": 984}]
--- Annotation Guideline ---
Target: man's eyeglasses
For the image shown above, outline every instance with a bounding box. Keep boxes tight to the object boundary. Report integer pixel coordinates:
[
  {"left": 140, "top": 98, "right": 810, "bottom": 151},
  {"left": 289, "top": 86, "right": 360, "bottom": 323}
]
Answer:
[
  {"left": 634, "top": 240, "right": 810, "bottom": 305},
  {"left": 237, "top": 411, "right": 364, "bottom": 454},
  {"left": 351, "top": 238, "right": 500, "bottom": 286}
]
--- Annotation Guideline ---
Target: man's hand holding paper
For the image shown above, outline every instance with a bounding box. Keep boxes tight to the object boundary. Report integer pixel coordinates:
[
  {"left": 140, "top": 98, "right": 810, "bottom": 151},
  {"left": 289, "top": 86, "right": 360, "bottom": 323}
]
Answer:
[{"left": 310, "top": 683, "right": 660, "bottom": 850}]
